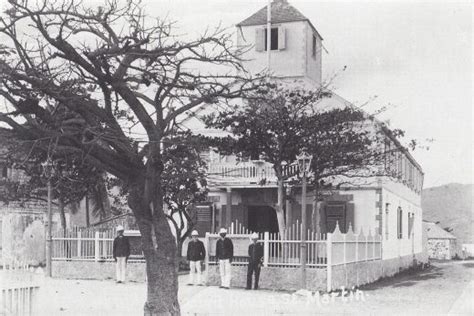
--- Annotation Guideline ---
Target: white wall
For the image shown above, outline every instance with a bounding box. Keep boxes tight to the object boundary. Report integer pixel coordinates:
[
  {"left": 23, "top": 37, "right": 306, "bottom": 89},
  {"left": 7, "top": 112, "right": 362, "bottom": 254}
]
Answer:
[
  {"left": 381, "top": 182, "right": 422, "bottom": 259},
  {"left": 237, "top": 21, "right": 321, "bottom": 86},
  {"left": 350, "top": 190, "right": 378, "bottom": 235}
]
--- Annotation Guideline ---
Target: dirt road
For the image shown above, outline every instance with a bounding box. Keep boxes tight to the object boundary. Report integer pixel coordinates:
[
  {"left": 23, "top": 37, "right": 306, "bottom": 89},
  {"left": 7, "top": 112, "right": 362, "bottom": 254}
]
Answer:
[{"left": 36, "top": 260, "right": 473, "bottom": 315}]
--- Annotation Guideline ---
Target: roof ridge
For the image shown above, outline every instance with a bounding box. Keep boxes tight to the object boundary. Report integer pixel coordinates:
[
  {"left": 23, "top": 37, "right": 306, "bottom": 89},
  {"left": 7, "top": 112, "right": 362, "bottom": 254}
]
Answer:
[{"left": 237, "top": 0, "right": 309, "bottom": 27}]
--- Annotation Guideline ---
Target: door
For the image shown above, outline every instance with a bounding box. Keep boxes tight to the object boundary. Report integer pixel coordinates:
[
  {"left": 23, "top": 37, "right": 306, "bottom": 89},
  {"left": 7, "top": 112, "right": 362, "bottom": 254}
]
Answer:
[{"left": 247, "top": 205, "right": 279, "bottom": 233}]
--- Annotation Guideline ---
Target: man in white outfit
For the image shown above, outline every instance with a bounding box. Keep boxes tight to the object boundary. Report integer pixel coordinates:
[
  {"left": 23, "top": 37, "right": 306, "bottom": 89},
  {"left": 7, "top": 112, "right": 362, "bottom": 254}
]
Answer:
[
  {"left": 215, "top": 228, "right": 234, "bottom": 289},
  {"left": 186, "top": 230, "right": 206, "bottom": 286}
]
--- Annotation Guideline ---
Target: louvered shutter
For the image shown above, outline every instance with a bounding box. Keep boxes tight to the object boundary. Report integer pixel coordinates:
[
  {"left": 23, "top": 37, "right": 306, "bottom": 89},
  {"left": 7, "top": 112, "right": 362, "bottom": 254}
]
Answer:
[
  {"left": 278, "top": 27, "right": 286, "bottom": 50},
  {"left": 319, "top": 202, "right": 327, "bottom": 234},
  {"left": 344, "top": 203, "right": 355, "bottom": 233},
  {"left": 255, "top": 28, "right": 264, "bottom": 52}
]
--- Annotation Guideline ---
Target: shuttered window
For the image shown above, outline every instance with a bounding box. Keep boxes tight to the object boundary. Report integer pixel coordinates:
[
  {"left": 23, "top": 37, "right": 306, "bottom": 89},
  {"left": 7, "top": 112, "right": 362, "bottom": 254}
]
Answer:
[
  {"left": 324, "top": 202, "right": 354, "bottom": 233},
  {"left": 255, "top": 27, "right": 286, "bottom": 52},
  {"left": 408, "top": 212, "right": 414, "bottom": 238},
  {"left": 397, "top": 207, "right": 403, "bottom": 239},
  {"left": 325, "top": 203, "right": 345, "bottom": 233}
]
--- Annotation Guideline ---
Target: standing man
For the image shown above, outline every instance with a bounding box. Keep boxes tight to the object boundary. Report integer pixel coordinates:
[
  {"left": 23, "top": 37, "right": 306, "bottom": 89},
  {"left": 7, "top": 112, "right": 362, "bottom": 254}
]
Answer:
[
  {"left": 246, "top": 232, "right": 264, "bottom": 290},
  {"left": 113, "top": 225, "right": 130, "bottom": 283},
  {"left": 215, "top": 228, "right": 233, "bottom": 289},
  {"left": 186, "top": 230, "right": 206, "bottom": 286}
]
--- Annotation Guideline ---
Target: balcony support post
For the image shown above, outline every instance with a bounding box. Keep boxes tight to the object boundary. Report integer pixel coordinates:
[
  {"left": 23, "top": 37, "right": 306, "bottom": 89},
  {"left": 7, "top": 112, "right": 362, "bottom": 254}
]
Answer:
[{"left": 225, "top": 187, "right": 232, "bottom": 229}]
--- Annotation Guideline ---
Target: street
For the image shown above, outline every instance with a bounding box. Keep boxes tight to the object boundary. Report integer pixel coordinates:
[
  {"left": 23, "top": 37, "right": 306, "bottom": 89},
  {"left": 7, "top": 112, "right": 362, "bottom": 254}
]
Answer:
[{"left": 35, "top": 260, "right": 473, "bottom": 315}]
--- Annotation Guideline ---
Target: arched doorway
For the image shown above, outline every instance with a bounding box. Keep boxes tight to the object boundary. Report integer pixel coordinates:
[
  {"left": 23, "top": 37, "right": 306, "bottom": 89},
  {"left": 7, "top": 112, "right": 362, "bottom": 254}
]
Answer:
[{"left": 247, "top": 205, "right": 279, "bottom": 233}]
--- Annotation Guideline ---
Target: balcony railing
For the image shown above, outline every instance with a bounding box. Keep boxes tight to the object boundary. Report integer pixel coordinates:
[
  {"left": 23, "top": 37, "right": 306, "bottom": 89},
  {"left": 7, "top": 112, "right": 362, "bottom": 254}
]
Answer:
[{"left": 206, "top": 161, "right": 277, "bottom": 184}]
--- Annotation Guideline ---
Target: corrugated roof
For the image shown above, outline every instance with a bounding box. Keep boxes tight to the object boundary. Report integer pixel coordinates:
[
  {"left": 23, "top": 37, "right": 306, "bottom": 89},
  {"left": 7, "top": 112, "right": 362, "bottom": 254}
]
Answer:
[
  {"left": 423, "top": 222, "right": 457, "bottom": 239},
  {"left": 237, "top": 0, "right": 322, "bottom": 39}
]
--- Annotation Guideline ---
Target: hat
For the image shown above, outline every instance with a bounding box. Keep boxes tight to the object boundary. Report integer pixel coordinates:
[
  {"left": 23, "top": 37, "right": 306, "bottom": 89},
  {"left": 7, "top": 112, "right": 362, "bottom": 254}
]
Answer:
[
  {"left": 191, "top": 230, "right": 199, "bottom": 236},
  {"left": 116, "top": 225, "right": 124, "bottom": 231},
  {"left": 219, "top": 228, "right": 227, "bottom": 234},
  {"left": 250, "top": 232, "right": 259, "bottom": 240}
]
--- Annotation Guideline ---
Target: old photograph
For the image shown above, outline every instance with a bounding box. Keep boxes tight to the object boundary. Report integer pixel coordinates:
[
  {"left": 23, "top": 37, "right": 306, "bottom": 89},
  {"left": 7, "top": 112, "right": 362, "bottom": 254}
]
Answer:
[{"left": 0, "top": 0, "right": 472, "bottom": 315}]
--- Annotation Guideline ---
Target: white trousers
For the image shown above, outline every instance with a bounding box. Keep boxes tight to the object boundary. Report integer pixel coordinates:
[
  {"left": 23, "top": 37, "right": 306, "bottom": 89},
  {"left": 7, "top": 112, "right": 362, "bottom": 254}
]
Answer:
[
  {"left": 116, "top": 257, "right": 127, "bottom": 282},
  {"left": 189, "top": 260, "right": 202, "bottom": 285},
  {"left": 218, "top": 259, "right": 231, "bottom": 287}
]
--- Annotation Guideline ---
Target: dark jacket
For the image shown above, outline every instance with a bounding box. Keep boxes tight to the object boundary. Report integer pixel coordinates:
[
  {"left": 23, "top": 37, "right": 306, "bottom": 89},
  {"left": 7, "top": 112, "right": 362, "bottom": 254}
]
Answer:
[
  {"left": 187, "top": 239, "right": 206, "bottom": 261},
  {"left": 248, "top": 242, "right": 264, "bottom": 265},
  {"left": 216, "top": 238, "right": 233, "bottom": 260},
  {"left": 113, "top": 235, "right": 130, "bottom": 258}
]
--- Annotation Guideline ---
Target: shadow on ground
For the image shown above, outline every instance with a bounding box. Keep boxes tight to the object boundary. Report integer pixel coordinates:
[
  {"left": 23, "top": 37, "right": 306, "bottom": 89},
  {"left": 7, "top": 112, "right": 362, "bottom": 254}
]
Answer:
[{"left": 360, "top": 265, "right": 445, "bottom": 291}]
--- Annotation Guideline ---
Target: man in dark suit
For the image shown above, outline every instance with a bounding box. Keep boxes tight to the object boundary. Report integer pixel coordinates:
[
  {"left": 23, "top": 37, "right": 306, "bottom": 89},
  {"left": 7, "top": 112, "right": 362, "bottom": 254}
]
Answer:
[
  {"left": 246, "top": 232, "right": 263, "bottom": 290},
  {"left": 113, "top": 225, "right": 130, "bottom": 283},
  {"left": 215, "top": 228, "right": 233, "bottom": 289},
  {"left": 186, "top": 230, "right": 206, "bottom": 286}
]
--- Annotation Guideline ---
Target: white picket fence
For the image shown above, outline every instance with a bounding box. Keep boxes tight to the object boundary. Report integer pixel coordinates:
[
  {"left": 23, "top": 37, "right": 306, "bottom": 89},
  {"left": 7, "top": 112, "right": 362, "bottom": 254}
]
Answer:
[
  {"left": 52, "top": 227, "right": 145, "bottom": 263},
  {"left": 0, "top": 263, "right": 40, "bottom": 316},
  {"left": 206, "top": 220, "right": 381, "bottom": 268},
  {"left": 205, "top": 221, "right": 382, "bottom": 291}
]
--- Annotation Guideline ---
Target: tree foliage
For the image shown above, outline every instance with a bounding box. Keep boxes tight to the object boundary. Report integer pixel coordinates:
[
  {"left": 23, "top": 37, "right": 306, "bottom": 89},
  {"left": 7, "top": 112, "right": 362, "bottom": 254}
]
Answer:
[
  {"left": 204, "top": 81, "right": 405, "bottom": 235},
  {"left": 162, "top": 132, "right": 208, "bottom": 256},
  {"left": 0, "top": 0, "right": 260, "bottom": 314}
]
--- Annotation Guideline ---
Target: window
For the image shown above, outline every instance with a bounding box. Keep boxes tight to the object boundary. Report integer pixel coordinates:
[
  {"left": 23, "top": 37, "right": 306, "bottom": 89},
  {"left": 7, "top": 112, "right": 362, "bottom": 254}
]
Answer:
[
  {"left": 255, "top": 27, "right": 286, "bottom": 52},
  {"left": 265, "top": 28, "right": 279, "bottom": 51},
  {"left": 408, "top": 212, "right": 414, "bottom": 238},
  {"left": 325, "top": 203, "right": 346, "bottom": 233},
  {"left": 397, "top": 207, "right": 403, "bottom": 239},
  {"left": 312, "top": 35, "right": 317, "bottom": 57}
]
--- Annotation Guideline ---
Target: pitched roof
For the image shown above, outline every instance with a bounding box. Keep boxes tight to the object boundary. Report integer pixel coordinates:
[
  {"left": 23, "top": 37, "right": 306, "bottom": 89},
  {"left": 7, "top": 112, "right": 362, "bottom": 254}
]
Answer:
[
  {"left": 237, "top": 0, "right": 322, "bottom": 39},
  {"left": 423, "top": 222, "right": 457, "bottom": 240}
]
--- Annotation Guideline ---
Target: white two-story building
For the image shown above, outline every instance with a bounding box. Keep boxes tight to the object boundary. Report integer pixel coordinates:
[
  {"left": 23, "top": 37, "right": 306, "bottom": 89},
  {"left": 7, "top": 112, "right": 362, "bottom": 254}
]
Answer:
[{"left": 186, "top": 0, "right": 425, "bottom": 268}]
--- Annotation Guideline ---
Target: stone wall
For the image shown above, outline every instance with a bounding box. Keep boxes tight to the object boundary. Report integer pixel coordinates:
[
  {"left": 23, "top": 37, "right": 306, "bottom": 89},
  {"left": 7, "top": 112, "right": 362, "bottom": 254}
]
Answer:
[
  {"left": 1, "top": 213, "right": 46, "bottom": 265},
  {"left": 206, "top": 265, "right": 327, "bottom": 291},
  {"left": 206, "top": 252, "right": 427, "bottom": 292},
  {"left": 331, "top": 252, "right": 427, "bottom": 290},
  {"left": 52, "top": 261, "right": 146, "bottom": 282},
  {"left": 427, "top": 239, "right": 455, "bottom": 260}
]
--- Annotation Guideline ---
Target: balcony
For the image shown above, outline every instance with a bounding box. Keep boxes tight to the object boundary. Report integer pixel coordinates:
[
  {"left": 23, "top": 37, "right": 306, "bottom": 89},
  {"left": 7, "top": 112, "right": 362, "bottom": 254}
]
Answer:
[{"left": 206, "top": 161, "right": 277, "bottom": 186}]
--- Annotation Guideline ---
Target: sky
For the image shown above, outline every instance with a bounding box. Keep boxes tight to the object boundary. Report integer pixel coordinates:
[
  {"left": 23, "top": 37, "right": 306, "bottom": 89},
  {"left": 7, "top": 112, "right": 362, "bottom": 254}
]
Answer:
[
  {"left": 1, "top": 0, "right": 472, "bottom": 188},
  {"left": 142, "top": 0, "right": 472, "bottom": 188}
]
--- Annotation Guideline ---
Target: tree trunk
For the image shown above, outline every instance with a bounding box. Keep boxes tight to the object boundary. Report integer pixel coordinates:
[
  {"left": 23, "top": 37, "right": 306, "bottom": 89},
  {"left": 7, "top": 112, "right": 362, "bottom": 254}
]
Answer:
[
  {"left": 276, "top": 178, "right": 286, "bottom": 238},
  {"left": 59, "top": 199, "right": 67, "bottom": 232},
  {"left": 85, "top": 195, "right": 90, "bottom": 227},
  {"left": 176, "top": 238, "right": 187, "bottom": 271},
  {"left": 313, "top": 185, "right": 321, "bottom": 236},
  {"left": 129, "top": 187, "right": 180, "bottom": 316},
  {"left": 58, "top": 199, "right": 71, "bottom": 259}
]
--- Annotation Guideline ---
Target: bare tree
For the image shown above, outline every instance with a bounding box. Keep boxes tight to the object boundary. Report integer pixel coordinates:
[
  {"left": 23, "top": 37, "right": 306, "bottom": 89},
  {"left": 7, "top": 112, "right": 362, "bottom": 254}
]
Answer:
[{"left": 0, "top": 1, "right": 260, "bottom": 314}]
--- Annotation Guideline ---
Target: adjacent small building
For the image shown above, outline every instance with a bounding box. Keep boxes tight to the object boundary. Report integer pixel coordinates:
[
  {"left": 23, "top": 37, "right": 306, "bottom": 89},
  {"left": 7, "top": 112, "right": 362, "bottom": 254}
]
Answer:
[{"left": 423, "top": 221, "right": 457, "bottom": 260}]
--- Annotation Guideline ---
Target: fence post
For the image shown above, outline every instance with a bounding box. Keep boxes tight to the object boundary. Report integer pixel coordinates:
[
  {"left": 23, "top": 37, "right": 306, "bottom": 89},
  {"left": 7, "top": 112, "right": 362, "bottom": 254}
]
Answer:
[
  {"left": 365, "top": 234, "right": 368, "bottom": 262},
  {"left": 343, "top": 233, "right": 347, "bottom": 286},
  {"left": 355, "top": 232, "right": 359, "bottom": 286},
  {"left": 204, "top": 232, "right": 210, "bottom": 284},
  {"left": 94, "top": 231, "right": 100, "bottom": 262},
  {"left": 326, "top": 232, "right": 332, "bottom": 292},
  {"left": 263, "top": 232, "right": 269, "bottom": 267},
  {"left": 365, "top": 232, "right": 369, "bottom": 284},
  {"left": 373, "top": 235, "right": 376, "bottom": 260},
  {"left": 77, "top": 231, "right": 82, "bottom": 259},
  {"left": 101, "top": 232, "right": 107, "bottom": 260}
]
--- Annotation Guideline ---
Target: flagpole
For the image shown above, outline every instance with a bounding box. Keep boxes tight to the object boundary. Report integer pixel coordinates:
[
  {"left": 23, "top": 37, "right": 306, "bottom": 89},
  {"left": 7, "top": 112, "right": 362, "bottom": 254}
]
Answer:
[{"left": 266, "top": 0, "right": 271, "bottom": 78}]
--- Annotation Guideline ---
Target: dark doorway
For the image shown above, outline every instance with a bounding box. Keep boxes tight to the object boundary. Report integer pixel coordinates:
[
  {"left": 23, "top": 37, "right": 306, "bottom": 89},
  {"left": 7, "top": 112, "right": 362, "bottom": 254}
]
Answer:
[{"left": 247, "top": 205, "right": 279, "bottom": 233}]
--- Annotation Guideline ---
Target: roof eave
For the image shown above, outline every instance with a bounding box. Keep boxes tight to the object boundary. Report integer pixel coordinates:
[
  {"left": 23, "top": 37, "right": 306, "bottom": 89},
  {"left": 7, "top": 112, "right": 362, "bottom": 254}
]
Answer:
[{"left": 236, "top": 19, "right": 323, "bottom": 40}]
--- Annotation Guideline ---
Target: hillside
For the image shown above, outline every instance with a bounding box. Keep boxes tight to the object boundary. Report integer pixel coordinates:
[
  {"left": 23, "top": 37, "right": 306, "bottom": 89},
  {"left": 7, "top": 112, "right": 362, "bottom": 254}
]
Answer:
[{"left": 422, "top": 183, "right": 473, "bottom": 244}]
